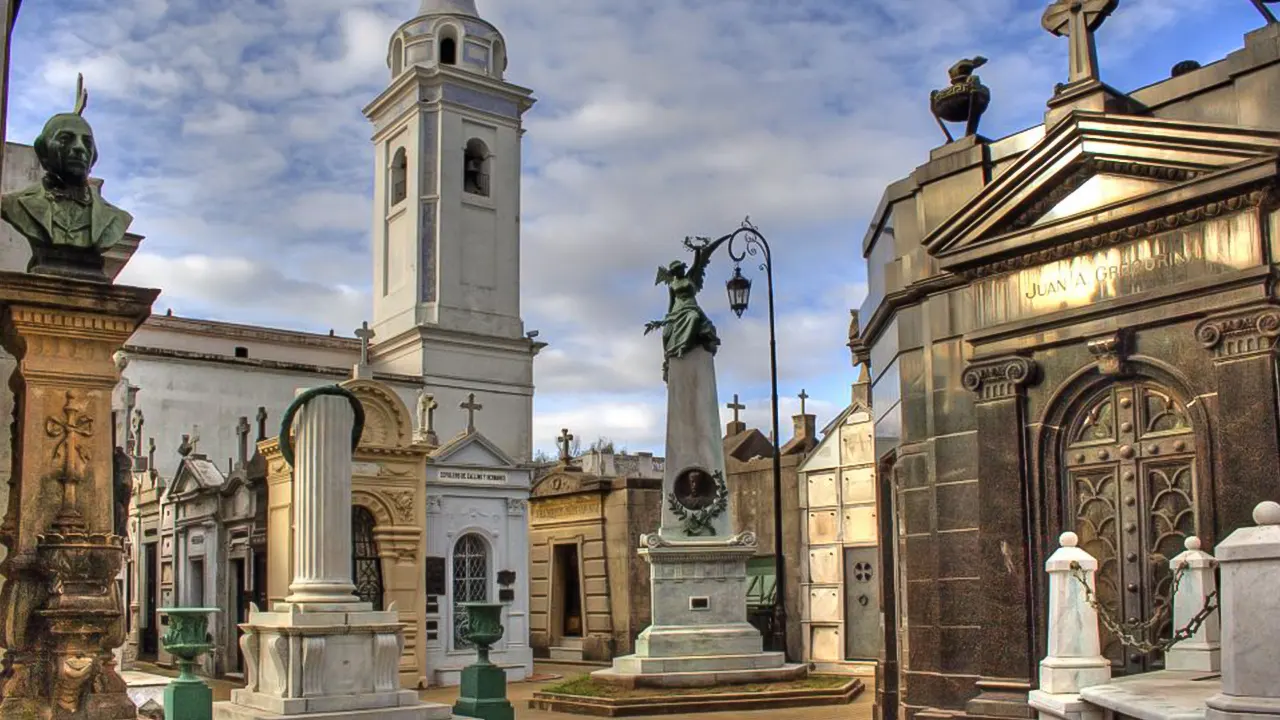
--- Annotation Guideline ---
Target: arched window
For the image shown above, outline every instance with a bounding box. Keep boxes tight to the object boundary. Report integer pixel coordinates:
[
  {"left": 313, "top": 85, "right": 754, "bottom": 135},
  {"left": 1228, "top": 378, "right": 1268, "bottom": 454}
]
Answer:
[
  {"left": 439, "top": 36, "right": 457, "bottom": 65},
  {"left": 463, "top": 139, "right": 490, "bottom": 197},
  {"left": 452, "top": 533, "right": 489, "bottom": 648},
  {"left": 390, "top": 148, "right": 408, "bottom": 206},
  {"left": 390, "top": 37, "right": 404, "bottom": 77},
  {"left": 352, "top": 507, "right": 384, "bottom": 610}
]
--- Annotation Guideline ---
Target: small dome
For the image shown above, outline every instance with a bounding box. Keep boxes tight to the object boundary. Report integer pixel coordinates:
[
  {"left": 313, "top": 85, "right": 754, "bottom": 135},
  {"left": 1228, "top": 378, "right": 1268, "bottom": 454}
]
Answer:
[{"left": 418, "top": 0, "right": 479, "bottom": 17}]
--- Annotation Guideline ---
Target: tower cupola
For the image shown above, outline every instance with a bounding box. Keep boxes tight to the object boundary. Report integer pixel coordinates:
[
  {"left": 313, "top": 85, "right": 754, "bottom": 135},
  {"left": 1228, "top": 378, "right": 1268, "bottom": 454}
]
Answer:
[{"left": 387, "top": 0, "right": 508, "bottom": 81}]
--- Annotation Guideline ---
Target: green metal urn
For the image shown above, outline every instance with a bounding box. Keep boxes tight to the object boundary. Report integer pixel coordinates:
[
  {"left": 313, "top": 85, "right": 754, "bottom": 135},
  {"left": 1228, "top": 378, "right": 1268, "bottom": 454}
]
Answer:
[
  {"left": 160, "top": 607, "right": 219, "bottom": 720},
  {"left": 453, "top": 603, "right": 514, "bottom": 720}
]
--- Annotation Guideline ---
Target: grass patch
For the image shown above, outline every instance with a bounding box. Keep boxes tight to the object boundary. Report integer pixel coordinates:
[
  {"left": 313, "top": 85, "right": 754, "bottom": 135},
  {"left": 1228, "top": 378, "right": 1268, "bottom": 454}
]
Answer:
[{"left": 541, "top": 673, "right": 850, "bottom": 700}]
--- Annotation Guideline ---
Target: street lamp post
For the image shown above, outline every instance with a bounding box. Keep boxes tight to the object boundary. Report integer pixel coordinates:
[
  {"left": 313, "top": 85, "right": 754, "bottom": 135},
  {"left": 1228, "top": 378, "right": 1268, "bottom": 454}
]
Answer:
[{"left": 691, "top": 216, "right": 786, "bottom": 659}]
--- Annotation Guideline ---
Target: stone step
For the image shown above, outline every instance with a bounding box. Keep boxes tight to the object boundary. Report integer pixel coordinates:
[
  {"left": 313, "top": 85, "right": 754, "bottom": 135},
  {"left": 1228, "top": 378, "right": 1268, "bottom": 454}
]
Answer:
[
  {"left": 559, "top": 636, "right": 585, "bottom": 650},
  {"left": 549, "top": 646, "right": 586, "bottom": 662}
]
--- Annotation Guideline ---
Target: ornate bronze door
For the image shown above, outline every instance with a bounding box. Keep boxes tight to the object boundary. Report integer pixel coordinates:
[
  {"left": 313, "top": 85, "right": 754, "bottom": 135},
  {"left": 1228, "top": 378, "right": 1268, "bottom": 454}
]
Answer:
[{"left": 1063, "top": 380, "right": 1198, "bottom": 675}]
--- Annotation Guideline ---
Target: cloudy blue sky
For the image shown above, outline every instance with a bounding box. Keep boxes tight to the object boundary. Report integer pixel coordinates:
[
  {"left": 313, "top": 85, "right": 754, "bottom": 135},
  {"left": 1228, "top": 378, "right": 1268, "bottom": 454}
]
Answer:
[{"left": 5, "top": 0, "right": 1263, "bottom": 457}]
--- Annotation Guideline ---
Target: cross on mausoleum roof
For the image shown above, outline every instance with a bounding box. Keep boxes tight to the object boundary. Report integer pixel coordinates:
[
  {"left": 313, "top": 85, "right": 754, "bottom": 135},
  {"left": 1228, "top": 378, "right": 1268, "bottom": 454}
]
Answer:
[
  {"left": 1042, "top": 0, "right": 1117, "bottom": 85},
  {"left": 460, "top": 393, "right": 483, "bottom": 433},
  {"left": 798, "top": 389, "right": 809, "bottom": 416},
  {"left": 726, "top": 394, "right": 746, "bottom": 424},
  {"left": 558, "top": 428, "right": 574, "bottom": 463},
  {"left": 355, "top": 321, "right": 375, "bottom": 366}
]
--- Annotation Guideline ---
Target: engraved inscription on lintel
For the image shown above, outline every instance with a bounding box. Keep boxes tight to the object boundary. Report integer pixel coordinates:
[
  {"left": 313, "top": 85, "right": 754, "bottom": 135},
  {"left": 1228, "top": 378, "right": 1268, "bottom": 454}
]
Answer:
[{"left": 973, "top": 211, "right": 1260, "bottom": 328}]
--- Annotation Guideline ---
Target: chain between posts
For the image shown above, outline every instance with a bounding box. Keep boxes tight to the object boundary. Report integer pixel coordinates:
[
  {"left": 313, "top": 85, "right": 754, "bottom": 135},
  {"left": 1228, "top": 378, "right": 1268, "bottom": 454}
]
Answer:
[{"left": 1068, "top": 560, "right": 1219, "bottom": 655}]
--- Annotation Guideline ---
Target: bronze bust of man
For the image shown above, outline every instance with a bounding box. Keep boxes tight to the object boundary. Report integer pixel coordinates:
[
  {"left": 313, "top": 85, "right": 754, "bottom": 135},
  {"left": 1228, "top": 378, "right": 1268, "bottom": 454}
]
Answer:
[{"left": 0, "top": 76, "right": 132, "bottom": 281}]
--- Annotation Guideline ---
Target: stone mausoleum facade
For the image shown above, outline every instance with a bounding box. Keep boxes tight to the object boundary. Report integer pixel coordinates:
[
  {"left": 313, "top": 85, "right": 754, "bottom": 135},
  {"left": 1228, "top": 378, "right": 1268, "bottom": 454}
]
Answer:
[{"left": 854, "top": 15, "right": 1280, "bottom": 720}]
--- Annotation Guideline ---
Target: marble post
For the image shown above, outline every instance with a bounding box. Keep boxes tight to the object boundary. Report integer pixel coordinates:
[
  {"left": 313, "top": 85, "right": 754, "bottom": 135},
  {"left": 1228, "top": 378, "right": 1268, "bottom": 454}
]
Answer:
[
  {"left": 1028, "top": 532, "right": 1111, "bottom": 720},
  {"left": 1205, "top": 501, "right": 1280, "bottom": 720},
  {"left": 285, "top": 392, "right": 359, "bottom": 607},
  {"left": 1164, "top": 536, "right": 1220, "bottom": 672}
]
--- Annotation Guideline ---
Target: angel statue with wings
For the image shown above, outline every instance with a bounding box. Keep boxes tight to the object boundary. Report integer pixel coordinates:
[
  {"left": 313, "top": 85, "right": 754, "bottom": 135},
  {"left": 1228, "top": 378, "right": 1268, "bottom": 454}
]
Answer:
[{"left": 644, "top": 235, "right": 730, "bottom": 381}]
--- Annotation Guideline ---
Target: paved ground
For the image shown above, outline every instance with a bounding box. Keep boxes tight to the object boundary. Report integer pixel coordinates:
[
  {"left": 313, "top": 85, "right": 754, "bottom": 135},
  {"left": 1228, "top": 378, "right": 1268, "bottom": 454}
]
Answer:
[{"left": 133, "top": 661, "right": 875, "bottom": 720}]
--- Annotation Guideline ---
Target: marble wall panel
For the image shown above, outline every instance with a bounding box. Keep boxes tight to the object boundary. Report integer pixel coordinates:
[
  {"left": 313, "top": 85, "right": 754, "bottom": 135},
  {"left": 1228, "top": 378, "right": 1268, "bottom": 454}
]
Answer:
[
  {"left": 807, "top": 473, "right": 837, "bottom": 508},
  {"left": 808, "top": 547, "right": 840, "bottom": 584},
  {"left": 807, "top": 509, "right": 839, "bottom": 544},
  {"left": 810, "top": 626, "right": 841, "bottom": 662},
  {"left": 809, "top": 587, "right": 840, "bottom": 623}
]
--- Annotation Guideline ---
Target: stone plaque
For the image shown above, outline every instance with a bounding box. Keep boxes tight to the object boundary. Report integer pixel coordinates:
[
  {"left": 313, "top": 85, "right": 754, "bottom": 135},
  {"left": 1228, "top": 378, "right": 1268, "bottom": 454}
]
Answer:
[
  {"left": 807, "top": 473, "right": 838, "bottom": 508},
  {"left": 530, "top": 495, "right": 600, "bottom": 523},
  {"left": 810, "top": 626, "right": 841, "bottom": 662},
  {"left": 843, "top": 507, "right": 877, "bottom": 544},
  {"left": 807, "top": 510, "right": 839, "bottom": 544},
  {"left": 809, "top": 547, "right": 840, "bottom": 584},
  {"left": 840, "top": 423, "right": 875, "bottom": 465},
  {"left": 842, "top": 467, "right": 875, "bottom": 504},
  {"left": 809, "top": 587, "right": 840, "bottom": 622},
  {"left": 424, "top": 556, "right": 446, "bottom": 596},
  {"left": 972, "top": 211, "right": 1262, "bottom": 327},
  {"left": 439, "top": 469, "right": 506, "bottom": 483}
]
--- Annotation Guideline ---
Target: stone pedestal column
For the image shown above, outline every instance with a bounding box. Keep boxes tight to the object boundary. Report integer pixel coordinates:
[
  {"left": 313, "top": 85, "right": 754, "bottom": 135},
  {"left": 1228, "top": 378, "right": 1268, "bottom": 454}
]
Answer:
[
  {"left": 1028, "top": 532, "right": 1111, "bottom": 720},
  {"left": 285, "top": 391, "right": 359, "bottom": 606},
  {"left": 0, "top": 271, "right": 158, "bottom": 720},
  {"left": 1164, "top": 537, "right": 1220, "bottom": 672},
  {"left": 1205, "top": 501, "right": 1280, "bottom": 720}
]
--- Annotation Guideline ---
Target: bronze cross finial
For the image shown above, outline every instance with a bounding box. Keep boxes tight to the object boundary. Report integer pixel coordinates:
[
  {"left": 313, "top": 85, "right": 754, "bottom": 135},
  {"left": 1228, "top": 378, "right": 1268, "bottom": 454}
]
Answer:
[
  {"left": 256, "top": 406, "right": 268, "bottom": 441},
  {"left": 460, "top": 393, "right": 483, "bottom": 433},
  {"left": 355, "top": 321, "right": 376, "bottom": 366},
  {"left": 557, "top": 428, "right": 575, "bottom": 462},
  {"left": 726, "top": 394, "right": 746, "bottom": 423},
  {"left": 798, "top": 389, "right": 810, "bottom": 415}
]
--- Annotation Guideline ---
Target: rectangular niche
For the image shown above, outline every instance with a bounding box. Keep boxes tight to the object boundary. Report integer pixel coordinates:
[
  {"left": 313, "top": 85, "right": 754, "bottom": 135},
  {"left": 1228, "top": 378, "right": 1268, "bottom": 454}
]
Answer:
[{"left": 689, "top": 597, "right": 710, "bottom": 611}]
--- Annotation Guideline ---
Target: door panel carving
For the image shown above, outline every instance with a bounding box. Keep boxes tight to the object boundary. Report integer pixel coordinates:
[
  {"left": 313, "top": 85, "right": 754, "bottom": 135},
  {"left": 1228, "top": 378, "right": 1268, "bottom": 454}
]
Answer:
[{"left": 1064, "top": 381, "right": 1197, "bottom": 675}]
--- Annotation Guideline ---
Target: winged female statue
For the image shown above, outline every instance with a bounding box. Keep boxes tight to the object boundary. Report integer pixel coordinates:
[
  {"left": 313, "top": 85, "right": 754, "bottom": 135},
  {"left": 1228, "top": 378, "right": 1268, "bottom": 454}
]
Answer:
[{"left": 644, "top": 235, "right": 730, "bottom": 381}]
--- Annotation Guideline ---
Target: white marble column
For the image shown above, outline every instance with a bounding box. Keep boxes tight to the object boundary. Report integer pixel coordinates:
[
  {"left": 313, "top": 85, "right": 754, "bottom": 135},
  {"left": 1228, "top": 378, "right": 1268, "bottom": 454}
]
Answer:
[
  {"left": 1164, "top": 536, "right": 1220, "bottom": 672},
  {"left": 285, "top": 392, "right": 360, "bottom": 606}
]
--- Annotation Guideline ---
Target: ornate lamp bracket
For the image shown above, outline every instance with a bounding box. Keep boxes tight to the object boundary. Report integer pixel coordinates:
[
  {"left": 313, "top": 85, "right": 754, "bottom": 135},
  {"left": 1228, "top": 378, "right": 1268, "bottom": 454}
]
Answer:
[
  {"left": 1088, "top": 329, "right": 1133, "bottom": 377},
  {"left": 962, "top": 356, "right": 1040, "bottom": 402}
]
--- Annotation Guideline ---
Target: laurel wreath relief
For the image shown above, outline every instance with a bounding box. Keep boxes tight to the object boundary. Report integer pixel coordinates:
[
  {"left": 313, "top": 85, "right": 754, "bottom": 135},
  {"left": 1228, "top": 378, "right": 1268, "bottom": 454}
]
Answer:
[{"left": 666, "top": 470, "right": 728, "bottom": 536}]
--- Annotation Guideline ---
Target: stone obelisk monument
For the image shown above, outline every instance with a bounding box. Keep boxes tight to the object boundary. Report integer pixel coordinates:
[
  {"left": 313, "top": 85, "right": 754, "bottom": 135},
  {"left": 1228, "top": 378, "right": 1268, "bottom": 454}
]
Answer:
[
  {"left": 0, "top": 76, "right": 159, "bottom": 719},
  {"left": 213, "top": 386, "right": 450, "bottom": 720},
  {"left": 593, "top": 238, "right": 803, "bottom": 687}
]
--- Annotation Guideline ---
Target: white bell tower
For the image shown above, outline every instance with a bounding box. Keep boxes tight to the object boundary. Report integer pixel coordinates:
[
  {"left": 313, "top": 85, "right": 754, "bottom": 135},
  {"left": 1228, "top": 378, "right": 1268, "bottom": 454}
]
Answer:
[{"left": 363, "top": 0, "right": 541, "bottom": 460}]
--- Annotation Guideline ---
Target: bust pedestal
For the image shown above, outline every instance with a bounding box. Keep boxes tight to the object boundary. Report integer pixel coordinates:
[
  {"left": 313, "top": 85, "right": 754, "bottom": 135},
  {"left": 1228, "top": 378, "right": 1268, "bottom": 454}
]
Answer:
[{"left": 0, "top": 271, "right": 158, "bottom": 720}]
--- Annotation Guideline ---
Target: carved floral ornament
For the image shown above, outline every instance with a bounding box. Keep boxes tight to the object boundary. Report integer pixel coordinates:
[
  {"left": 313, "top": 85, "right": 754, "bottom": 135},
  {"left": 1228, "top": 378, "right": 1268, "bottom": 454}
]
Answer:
[
  {"left": 1195, "top": 306, "right": 1280, "bottom": 359},
  {"left": 964, "top": 189, "right": 1268, "bottom": 279},
  {"left": 962, "top": 357, "right": 1039, "bottom": 401}
]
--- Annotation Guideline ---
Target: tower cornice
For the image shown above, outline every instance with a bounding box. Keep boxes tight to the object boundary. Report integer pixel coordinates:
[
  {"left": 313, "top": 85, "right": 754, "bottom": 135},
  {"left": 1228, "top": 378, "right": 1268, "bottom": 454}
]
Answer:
[{"left": 363, "top": 64, "right": 535, "bottom": 126}]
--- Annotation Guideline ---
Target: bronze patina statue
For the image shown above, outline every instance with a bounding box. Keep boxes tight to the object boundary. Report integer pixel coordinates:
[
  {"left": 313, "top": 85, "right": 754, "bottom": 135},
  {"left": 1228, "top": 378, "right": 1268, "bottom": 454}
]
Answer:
[
  {"left": 645, "top": 235, "right": 730, "bottom": 381},
  {"left": 0, "top": 75, "right": 132, "bottom": 282},
  {"left": 930, "top": 56, "right": 991, "bottom": 142}
]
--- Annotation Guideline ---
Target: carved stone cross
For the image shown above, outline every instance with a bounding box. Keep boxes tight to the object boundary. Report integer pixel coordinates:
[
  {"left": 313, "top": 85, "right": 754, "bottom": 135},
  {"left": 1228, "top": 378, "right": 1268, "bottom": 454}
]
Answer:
[
  {"left": 418, "top": 389, "right": 438, "bottom": 435},
  {"left": 798, "top": 389, "right": 809, "bottom": 415},
  {"left": 460, "top": 393, "right": 483, "bottom": 433},
  {"left": 355, "top": 321, "right": 376, "bottom": 366},
  {"left": 46, "top": 391, "right": 94, "bottom": 513},
  {"left": 726, "top": 394, "right": 746, "bottom": 423},
  {"left": 190, "top": 425, "right": 201, "bottom": 454},
  {"left": 236, "top": 416, "right": 251, "bottom": 468},
  {"left": 557, "top": 428, "right": 574, "bottom": 463},
  {"left": 256, "top": 406, "right": 268, "bottom": 441},
  {"left": 1042, "top": 0, "right": 1117, "bottom": 85}
]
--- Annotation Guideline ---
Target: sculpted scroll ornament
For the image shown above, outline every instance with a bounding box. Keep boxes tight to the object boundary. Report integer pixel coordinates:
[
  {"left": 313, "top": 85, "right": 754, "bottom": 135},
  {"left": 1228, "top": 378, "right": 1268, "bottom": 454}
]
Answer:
[
  {"left": 1195, "top": 307, "right": 1280, "bottom": 359},
  {"left": 962, "top": 357, "right": 1039, "bottom": 401},
  {"left": 388, "top": 491, "right": 414, "bottom": 523}
]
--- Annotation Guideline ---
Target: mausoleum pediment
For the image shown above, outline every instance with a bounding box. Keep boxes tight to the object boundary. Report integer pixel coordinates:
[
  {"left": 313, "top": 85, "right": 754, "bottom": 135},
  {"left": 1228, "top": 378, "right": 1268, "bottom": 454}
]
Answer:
[
  {"left": 431, "top": 430, "right": 516, "bottom": 469},
  {"left": 925, "top": 112, "right": 1280, "bottom": 272}
]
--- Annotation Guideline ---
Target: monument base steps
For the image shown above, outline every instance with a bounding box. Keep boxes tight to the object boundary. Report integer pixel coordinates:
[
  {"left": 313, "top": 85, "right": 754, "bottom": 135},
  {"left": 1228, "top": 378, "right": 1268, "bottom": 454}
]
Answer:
[{"left": 591, "top": 659, "right": 808, "bottom": 689}]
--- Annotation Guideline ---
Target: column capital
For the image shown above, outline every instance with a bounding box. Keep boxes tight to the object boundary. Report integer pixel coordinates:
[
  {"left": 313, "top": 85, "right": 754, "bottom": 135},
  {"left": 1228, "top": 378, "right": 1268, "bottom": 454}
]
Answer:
[
  {"left": 963, "top": 356, "right": 1039, "bottom": 402},
  {"left": 1195, "top": 305, "right": 1280, "bottom": 359},
  {"left": 1087, "top": 329, "right": 1132, "bottom": 377}
]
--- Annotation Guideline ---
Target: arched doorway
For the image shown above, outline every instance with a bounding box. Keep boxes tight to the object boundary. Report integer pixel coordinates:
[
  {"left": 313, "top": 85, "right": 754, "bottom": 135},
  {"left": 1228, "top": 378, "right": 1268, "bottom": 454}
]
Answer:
[
  {"left": 452, "top": 533, "right": 489, "bottom": 649},
  {"left": 352, "top": 506, "right": 385, "bottom": 610},
  {"left": 1061, "top": 379, "right": 1199, "bottom": 674}
]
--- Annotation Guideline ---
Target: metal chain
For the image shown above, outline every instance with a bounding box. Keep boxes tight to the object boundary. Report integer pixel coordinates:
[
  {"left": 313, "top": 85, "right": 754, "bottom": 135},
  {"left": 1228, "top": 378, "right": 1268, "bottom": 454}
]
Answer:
[{"left": 1068, "top": 559, "right": 1219, "bottom": 655}]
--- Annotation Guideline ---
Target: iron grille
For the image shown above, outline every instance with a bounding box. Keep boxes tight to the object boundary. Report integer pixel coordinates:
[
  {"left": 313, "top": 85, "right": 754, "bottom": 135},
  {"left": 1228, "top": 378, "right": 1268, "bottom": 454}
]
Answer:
[
  {"left": 453, "top": 533, "right": 489, "bottom": 648},
  {"left": 352, "top": 507, "right": 384, "bottom": 610}
]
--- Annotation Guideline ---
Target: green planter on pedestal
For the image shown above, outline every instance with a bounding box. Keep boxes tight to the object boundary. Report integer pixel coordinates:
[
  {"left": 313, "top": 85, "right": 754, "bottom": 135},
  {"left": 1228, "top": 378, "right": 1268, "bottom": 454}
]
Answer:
[
  {"left": 453, "top": 602, "right": 514, "bottom": 720},
  {"left": 160, "top": 607, "right": 219, "bottom": 720}
]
